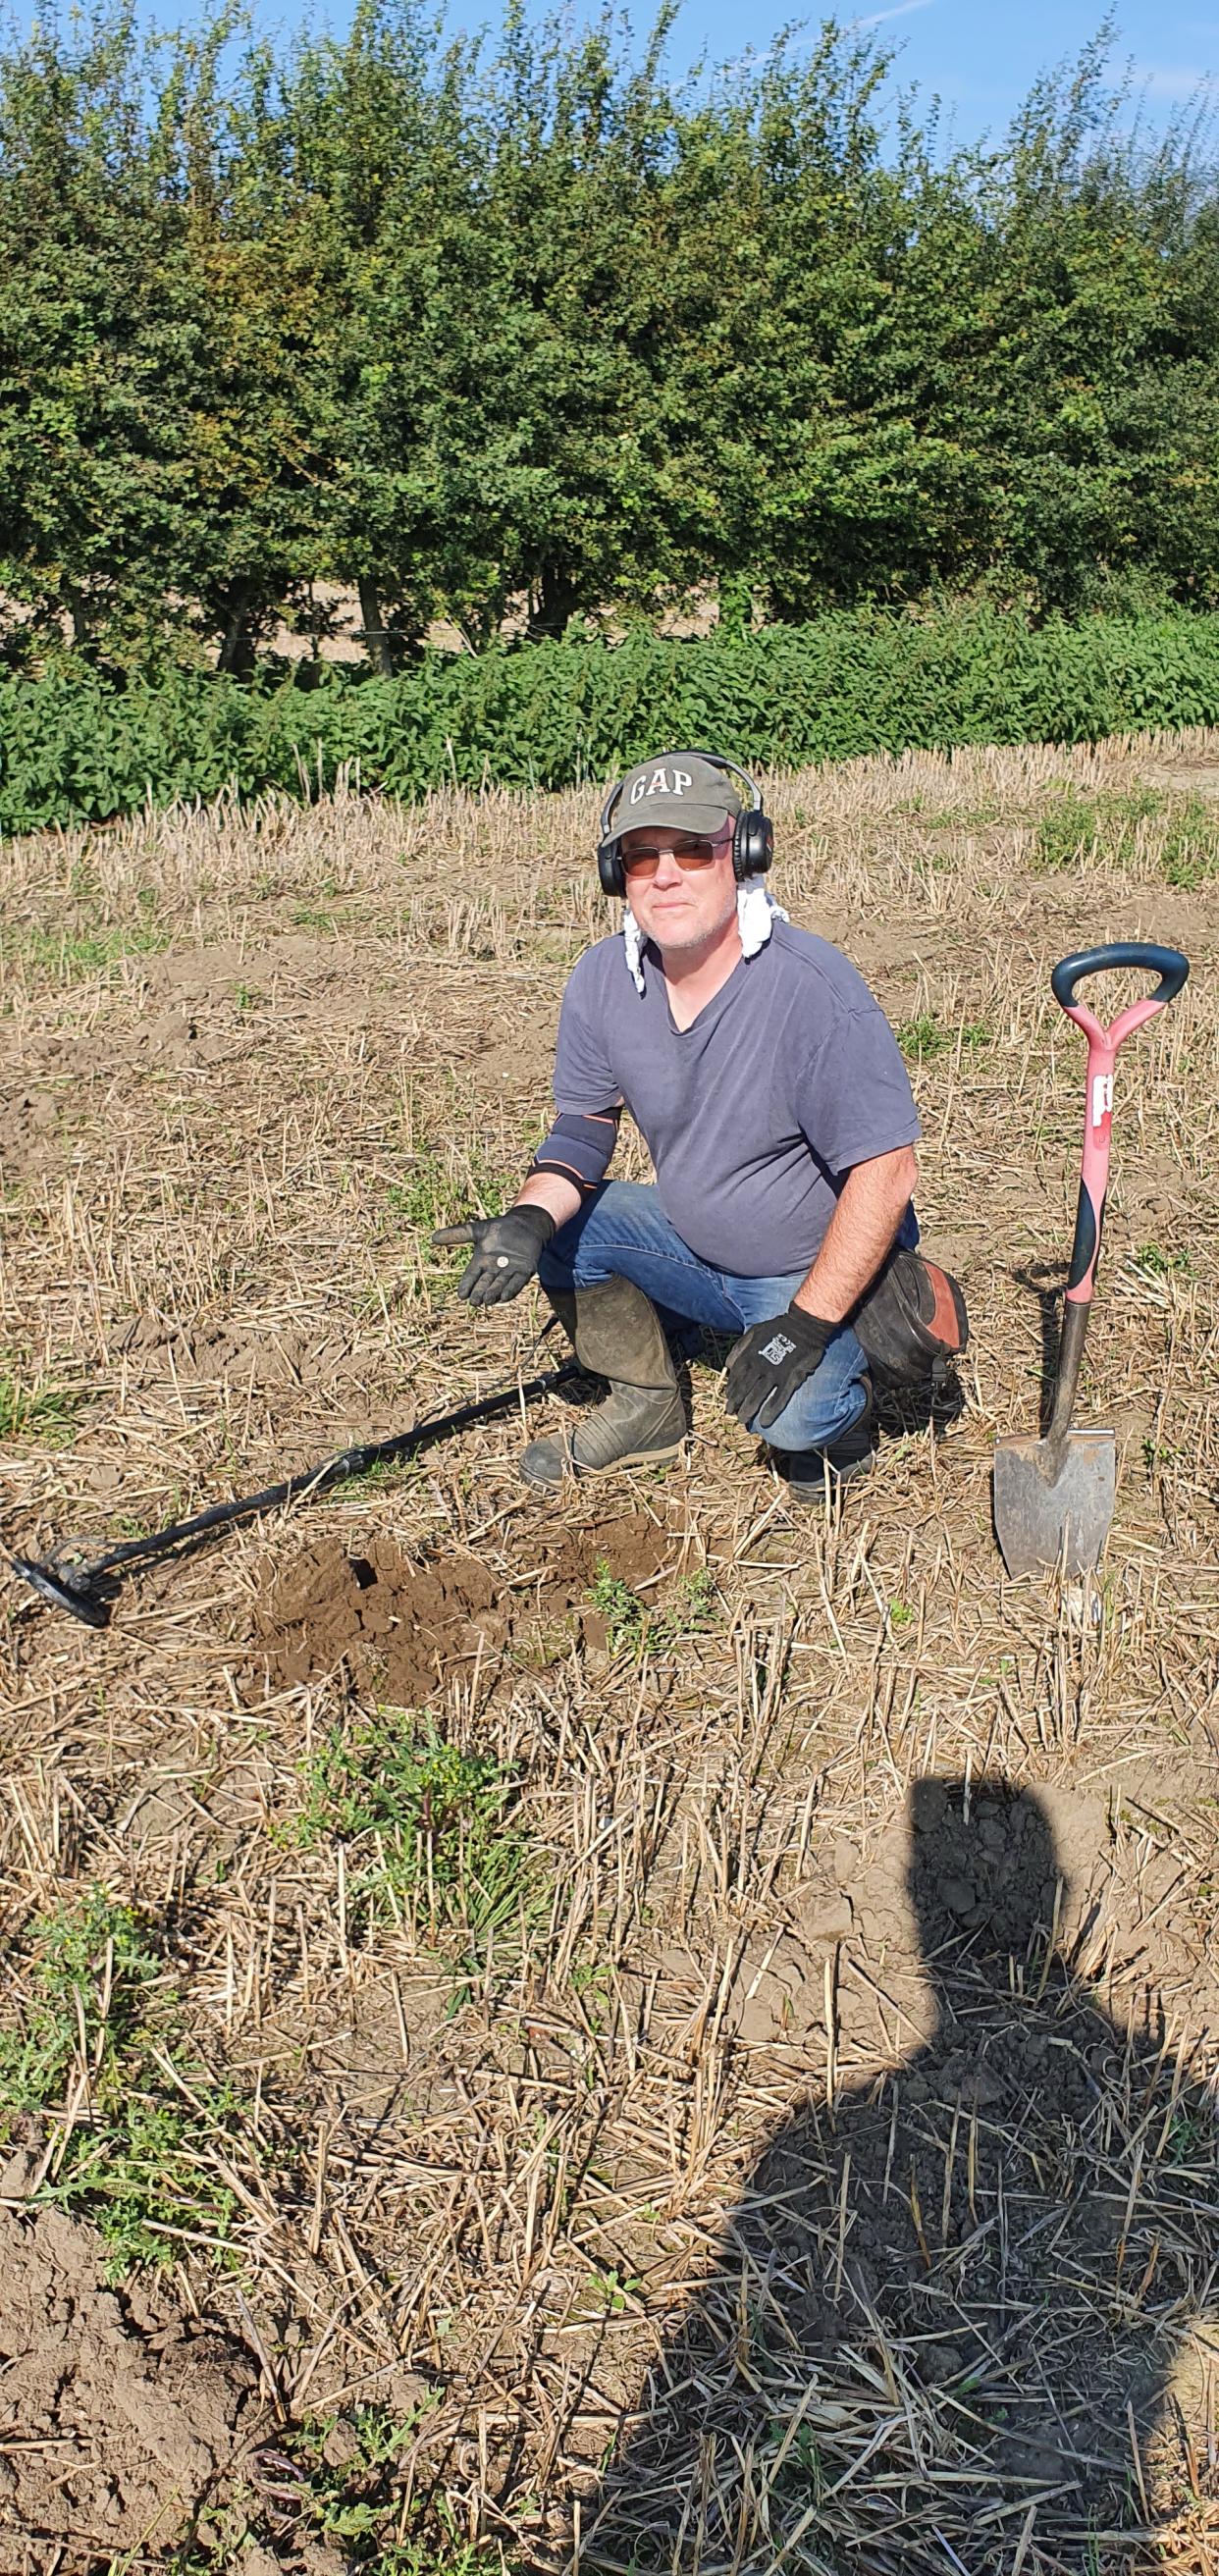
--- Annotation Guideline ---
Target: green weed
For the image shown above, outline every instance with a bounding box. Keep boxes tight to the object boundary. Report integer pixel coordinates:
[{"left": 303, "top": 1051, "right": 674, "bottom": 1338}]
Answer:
[
  {"left": 1, "top": 915, "right": 168, "bottom": 987},
  {"left": 331, "top": 1456, "right": 426, "bottom": 1498},
  {"left": 166, "top": 2410, "right": 505, "bottom": 2576},
  {"left": 1030, "top": 778, "right": 1219, "bottom": 878},
  {"left": 384, "top": 1142, "right": 509, "bottom": 1242},
  {"left": 1033, "top": 782, "right": 1162, "bottom": 872},
  {"left": 587, "top": 1564, "right": 647, "bottom": 1653},
  {"left": 289, "top": 2410, "right": 504, "bottom": 2571},
  {"left": 0, "top": 1365, "right": 85, "bottom": 1445},
  {"left": 0, "top": 1890, "right": 247, "bottom": 2277},
  {"left": 378, "top": 2544, "right": 507, "bottom": 2576},
  {"left": 162, "top": 2491, "right": 265, "bottom": 2572},
  {"left": 288, "top": 2403, "right": 421, "bottom": 2543},
  {"left": 384, "top": 1157, "right": 456, "bottom": 1236},
  {"left": 1164, "top": 2101, "right": 1211, "bottom": 2160},
  {"left": 587, "top": 1562, "right": 717, "bottom": 1656},
  {"left": 1160, "top": 792, "right": 1219, "bottom": 887},
  {"left": 1033, "top": 787, "right": 1102, "bottom": 870},
  {"left": 770, "top": 2417, "right": 827, "bottom": 2506},
  {"left": 582, "top": 2264, "right": 644, "bottom": 2315},
  {"left": 1132, "top": 1241, "right": 1194, "bottom": 1280},
  {"left": 896, "top": 1012, "right": 990, "bottom": 1063},
  {"left": 292, "top": 1716, "right": 535, "bottom": 1951}
]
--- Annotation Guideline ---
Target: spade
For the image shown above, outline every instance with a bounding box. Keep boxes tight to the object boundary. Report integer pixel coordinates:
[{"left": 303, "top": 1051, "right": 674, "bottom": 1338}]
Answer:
[{"left": 993, "top": 941, "right": 1189, "bottom": 1580}]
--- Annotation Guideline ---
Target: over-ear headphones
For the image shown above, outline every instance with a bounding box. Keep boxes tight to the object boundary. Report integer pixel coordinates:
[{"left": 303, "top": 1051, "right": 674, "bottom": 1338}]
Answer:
[{"left": 596, "top": 749, "right": 773, "bottom": 898}]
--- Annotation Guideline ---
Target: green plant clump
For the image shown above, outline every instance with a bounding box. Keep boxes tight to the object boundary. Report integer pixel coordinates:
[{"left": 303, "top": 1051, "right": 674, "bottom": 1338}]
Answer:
[
  {"left": 896, "top": 1012, "right": 991, "bottom": 1063},
  {"left": 9, "top": 611, "right": 1219, "bottom": 833},
  {"left": 292, "top": 1716, "right": 534, "bottom": 1951},
  {"left": 0, "top": 1364, "right": 85, "bottom": 1445},
  {"left": 1031, "top": 784, "right": 1155, "bottom": 871},
  {"left": 383, "top": 1149, "right": 507, "bottom": 1241},
  {"left": 588, "top": 1562, "right": 717, "bottom": 1656},
  {"left": 1161, "top": 794, "right": 1219, "bottom": 887},
  {"left": 0, "top": 918, "right": 169, "bottom": 987},
  {"left": 1031, "top": 780, "right": 1219, "bottom": 879},
  {"left": 170, "top": 2405, "right": 508, "bottom": 2573},
  {"left": 0, "top": 1890, "right": 248, "bottom": 2276},
  {"left": 1132, "top": 1241, "right": 1194, "bottom": 1280}
]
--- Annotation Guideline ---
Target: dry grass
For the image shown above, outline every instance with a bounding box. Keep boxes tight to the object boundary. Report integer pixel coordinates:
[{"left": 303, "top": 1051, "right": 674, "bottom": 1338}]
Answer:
[{"left": 1, "top": 729, "right": 1218, "bottom": 2575}]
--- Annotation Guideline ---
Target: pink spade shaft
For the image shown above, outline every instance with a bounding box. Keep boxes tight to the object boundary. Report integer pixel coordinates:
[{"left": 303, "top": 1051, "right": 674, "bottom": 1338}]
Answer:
[{"left": 1046, "top": 944, "right": 1189, "bottom": 1454}]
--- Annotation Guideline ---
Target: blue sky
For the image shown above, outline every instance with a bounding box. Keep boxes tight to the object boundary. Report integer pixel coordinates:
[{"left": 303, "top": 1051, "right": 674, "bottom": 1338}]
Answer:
[
  {"left": 17, "top": 1, "right": 1219, "bottom": 142},
  {"left": 775, "top": 4, "right": 1219, "bottom": 142},
  {"left": 298, "top": 4, "right": 1215, "bottom": 142}
]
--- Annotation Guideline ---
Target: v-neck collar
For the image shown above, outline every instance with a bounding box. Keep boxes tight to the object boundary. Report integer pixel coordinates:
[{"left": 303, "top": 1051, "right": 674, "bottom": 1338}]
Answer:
[{"left": 656, "top": 943, "right": 751, "bottom": 1036}]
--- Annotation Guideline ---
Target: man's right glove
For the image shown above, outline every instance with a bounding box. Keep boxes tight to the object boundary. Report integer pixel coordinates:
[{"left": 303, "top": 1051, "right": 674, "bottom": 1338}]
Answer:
[
  {"left": 724, "top": 1304, "right": 834, "bottom": 1429},
  {"left": 432, "top": 1205, "right": 556, "bottom": 1306}
]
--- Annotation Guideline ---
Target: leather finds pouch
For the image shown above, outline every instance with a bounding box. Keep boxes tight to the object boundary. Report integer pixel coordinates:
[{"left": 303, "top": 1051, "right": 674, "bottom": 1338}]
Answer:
[{"left": 853, "top": 1247, "right": 969, "bottom": 1388}]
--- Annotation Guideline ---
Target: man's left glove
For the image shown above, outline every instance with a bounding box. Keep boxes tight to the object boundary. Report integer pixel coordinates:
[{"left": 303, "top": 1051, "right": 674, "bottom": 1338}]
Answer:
[
  {"left": 432, "top": 1206, "right": 556, "bottom": 1305},
  {"left": 724, "top": 1305, "right": 834, "bottom": 1430}
]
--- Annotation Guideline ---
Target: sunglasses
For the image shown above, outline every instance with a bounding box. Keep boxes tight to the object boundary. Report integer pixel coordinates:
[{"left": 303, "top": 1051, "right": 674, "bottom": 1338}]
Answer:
[{"left": 620, "top": 827, "right": 731, "bottom": 878}]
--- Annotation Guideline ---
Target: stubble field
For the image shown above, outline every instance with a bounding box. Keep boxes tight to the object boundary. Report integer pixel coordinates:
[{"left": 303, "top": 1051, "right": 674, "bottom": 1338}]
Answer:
[{"left": 1, "top": 734, "right": 1218, "bottom": 2576}]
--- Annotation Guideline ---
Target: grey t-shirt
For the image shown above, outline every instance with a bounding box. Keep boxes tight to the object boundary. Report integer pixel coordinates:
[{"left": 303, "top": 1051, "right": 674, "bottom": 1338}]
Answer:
[{"left": 552, "top": 920, "right": 921, "bottom": 1278}]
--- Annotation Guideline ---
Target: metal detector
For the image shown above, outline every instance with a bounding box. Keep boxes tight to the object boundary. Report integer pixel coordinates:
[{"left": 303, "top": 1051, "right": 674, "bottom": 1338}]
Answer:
[{"left": 9, "top": 1363, "right": 580, "bottom": 1629}]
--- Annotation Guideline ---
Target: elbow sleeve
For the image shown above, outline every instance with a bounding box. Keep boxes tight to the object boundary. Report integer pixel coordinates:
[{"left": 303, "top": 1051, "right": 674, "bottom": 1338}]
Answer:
[{"left": 530, "top": 1107, "right": 620, "bottom": 1193}]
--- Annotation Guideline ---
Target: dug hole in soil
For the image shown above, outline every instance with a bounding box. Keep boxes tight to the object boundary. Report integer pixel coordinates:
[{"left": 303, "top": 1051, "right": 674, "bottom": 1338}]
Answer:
[{"left": 252, "top": 1510, "right": 676, "bottom": 1700}]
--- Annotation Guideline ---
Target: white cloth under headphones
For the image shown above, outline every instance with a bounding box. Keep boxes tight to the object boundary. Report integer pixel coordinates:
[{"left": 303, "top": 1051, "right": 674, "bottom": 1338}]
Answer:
[{"left": 622, "top": 876, "right": 789, "bottom": 996}]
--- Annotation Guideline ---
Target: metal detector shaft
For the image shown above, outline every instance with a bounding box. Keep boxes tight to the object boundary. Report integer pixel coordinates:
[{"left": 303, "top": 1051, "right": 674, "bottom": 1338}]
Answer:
[{"left": 11, "top": 1362, "right": 580, "bottom": 1620}]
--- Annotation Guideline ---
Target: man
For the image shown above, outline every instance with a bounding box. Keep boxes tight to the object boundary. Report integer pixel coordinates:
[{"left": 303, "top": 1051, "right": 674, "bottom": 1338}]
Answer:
[{"left": 437, "top": 751, "right": 957, "bottom": 1504}]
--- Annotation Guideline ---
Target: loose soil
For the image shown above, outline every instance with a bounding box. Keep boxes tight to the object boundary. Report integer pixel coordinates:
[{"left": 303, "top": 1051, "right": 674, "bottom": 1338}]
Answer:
[
  {"left": 2, "top": 736, "right": 1218, "bottom": 2572},
  {"left": 253, "top": 1510, "right": 674, "bottom": 1699},
  {"left": 0, "top": 2170, "right": 258, "bottom": 2567}
]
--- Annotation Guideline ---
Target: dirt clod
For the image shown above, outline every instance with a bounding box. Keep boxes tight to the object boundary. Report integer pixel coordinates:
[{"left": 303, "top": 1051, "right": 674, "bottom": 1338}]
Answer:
[
  {"left": 0, "top": 2192, "right": 257, "bottom": 2562},
  {"left": 253, "top": 1510, "right": 673, "bottom": 1698}
]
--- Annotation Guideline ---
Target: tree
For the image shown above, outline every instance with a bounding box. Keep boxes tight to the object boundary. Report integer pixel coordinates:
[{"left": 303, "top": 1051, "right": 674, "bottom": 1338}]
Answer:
[{"left": 0, "top": 6, "right": 201, "bottom": 668}]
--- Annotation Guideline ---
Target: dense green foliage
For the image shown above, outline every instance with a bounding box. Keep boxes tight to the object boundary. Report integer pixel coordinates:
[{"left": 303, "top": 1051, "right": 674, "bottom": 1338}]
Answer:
[
  {"left": 2, "top": 4, "right": 1219, "bottom": 680},
  {"left": 6, "top": 606, "right": 1219, "bottom": 829}
]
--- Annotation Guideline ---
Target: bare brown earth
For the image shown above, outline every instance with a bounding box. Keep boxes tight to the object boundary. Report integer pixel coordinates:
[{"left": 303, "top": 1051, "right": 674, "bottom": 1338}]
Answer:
[
  {"left": 1, "top": 734, "right": 1218, "bottom": 2573},
  {"left": 0, "top": 2159, "right": 258, "bottom": 2563},
  {"left": 254, "top": 1512, "right": 672, "bottom": 1700}
]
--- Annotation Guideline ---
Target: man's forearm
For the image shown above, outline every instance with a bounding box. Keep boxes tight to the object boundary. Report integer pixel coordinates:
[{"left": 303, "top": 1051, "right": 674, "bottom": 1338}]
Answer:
[
  {"left": 516, "top": 1171, "right": 582, "bottom": 1231},
  {"left": 792, "top": 1145, "right": 918, "bottom": 1322}
]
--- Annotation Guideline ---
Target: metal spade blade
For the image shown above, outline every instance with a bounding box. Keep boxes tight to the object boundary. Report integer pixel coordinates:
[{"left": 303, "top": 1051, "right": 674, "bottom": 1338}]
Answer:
[{"left": 992, "top": 1429, "right": 1116, "bottom": 1578}]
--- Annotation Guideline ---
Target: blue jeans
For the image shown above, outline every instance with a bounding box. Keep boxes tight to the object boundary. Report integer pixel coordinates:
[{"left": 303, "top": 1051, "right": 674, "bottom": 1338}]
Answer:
[{"left": 539, "top": 1181, "right": 870, "bottom": 1455}]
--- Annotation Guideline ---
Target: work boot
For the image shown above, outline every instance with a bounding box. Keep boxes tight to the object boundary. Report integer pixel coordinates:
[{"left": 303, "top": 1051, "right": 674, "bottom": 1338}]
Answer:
[
  {"left": 780, "top": 1378, "right": 875, "bottom": 1509},
  {"left": 521, "top": 1278, "right": 686, "bottom": 1490}
]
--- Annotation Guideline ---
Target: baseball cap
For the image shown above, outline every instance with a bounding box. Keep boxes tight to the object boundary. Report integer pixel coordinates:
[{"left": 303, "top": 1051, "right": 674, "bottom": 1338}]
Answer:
[{"left": 610, "top": 752, "right": 742, "bottom": 840}]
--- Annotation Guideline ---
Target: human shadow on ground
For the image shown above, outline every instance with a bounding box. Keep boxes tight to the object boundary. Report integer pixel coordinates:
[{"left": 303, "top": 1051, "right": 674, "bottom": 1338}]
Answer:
[{"left": 571, "top": 1780, "right": 1218, "bottom": 2575}]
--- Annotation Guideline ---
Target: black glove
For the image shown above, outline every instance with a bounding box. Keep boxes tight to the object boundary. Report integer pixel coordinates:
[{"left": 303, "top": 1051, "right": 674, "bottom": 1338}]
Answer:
[
  {"left": 432, "top": 1205, "right": 556, "bottom": 1305},
  {"left": 724, "top": 1305, "right": 834, "bottom": 1430}
]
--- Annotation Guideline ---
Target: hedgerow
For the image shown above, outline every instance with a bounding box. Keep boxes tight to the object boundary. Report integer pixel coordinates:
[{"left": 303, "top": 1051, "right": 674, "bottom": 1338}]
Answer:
[
  {"left": 4, "top": 609, "right": 1219, "bottom": 833},
  {"left": 4, "top": 8, "right": 1219, "bottom": 677}
]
